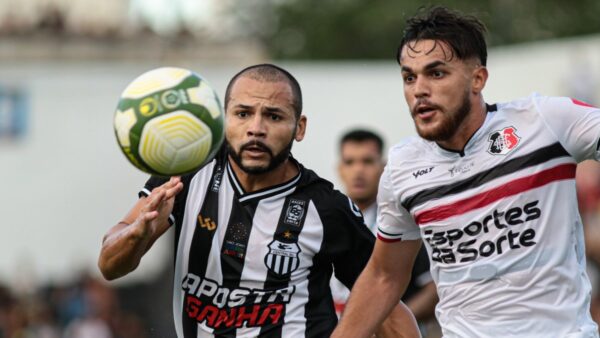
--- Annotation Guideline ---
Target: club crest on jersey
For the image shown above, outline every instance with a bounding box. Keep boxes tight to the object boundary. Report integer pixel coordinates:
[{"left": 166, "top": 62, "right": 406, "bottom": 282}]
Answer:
[
  {"left": 264, "top": 240, "right": 301, "bottom": 276},
  {"left": 488, "top": 126, "right": 520, "bottom": 155}
]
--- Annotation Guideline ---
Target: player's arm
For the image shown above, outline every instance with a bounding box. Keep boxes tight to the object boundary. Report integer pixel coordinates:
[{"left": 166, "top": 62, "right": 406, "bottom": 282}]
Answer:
[
  {"left": 377, "top": 301, "right": 422, "bottom": 338},
  {"left": 405, "top": 281, "right": 438, "bottom": 321},
  {"left": 98, "top": 176, "right": 183, "bottom": 280},
  {"left": 332, "top": 238, "right": 422, "bottom": 338}
]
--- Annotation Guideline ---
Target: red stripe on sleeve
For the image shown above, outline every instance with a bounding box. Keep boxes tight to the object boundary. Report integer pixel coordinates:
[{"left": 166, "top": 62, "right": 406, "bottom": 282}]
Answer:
[
  {"left": 571, "top": 98, "right": 596, "bottom": 108},
  {"left": 377, "top": 234, "right": 403, "bottom": 243}
]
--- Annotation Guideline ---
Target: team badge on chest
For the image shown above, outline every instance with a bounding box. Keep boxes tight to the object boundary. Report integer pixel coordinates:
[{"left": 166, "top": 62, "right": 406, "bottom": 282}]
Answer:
[
  {"left": 264, "top": 240, "right": 301, "bottom": 276},
  {"left": 488, "top": 126, "right": 520, "bottom": 155}
]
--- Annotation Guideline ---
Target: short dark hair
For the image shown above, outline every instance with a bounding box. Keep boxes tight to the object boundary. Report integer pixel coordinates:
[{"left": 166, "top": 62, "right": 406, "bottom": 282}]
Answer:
[
  {"left": 397, "top": 6, "right": 488, "bottom": 66},
  {"left": 339, "top": 129, "right": 384, "bottom": 156},
  {"left": 224, "top": 63, "right": 303, "bottom": 118}
]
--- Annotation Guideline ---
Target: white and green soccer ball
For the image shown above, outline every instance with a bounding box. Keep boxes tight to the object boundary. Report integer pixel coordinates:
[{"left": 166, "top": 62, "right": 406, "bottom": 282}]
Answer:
[{"left": 114, "top": 67, "right": 224, "bottom": 176}]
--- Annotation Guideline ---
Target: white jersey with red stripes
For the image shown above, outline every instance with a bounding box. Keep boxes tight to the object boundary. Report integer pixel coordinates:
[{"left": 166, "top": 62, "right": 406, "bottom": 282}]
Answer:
[{"left": 377, "top": 93, "right": 600, "bottom": 337}]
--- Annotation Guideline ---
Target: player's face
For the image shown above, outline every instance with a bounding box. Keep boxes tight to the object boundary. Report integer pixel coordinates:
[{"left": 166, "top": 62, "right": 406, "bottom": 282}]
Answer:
[
  {"left": 338, "top": 140, "right": 384, "bottom": 205},
  {"left": 400, "top": 39, "right": 478, "bottom": 142},
  {"left": 225, "top": 77, "right": 306, "bottom": 174}
]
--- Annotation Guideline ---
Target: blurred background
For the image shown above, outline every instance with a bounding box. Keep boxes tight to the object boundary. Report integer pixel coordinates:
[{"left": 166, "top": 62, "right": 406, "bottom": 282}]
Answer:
[{"left": 1, "top": 0, "right": 600, "bottom": 337}]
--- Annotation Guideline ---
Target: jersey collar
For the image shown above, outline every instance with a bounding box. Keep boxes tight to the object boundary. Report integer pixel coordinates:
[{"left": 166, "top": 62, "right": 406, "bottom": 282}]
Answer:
[
  {"left": 433, "top": 103, "right": 497, "bottom": 158},
  {"left": 226, "top": 158, "right": 302, "bottom": 203}
]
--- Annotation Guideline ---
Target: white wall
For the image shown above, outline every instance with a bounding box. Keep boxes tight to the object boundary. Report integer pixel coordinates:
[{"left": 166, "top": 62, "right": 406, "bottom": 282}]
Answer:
[{"left": 1, "top": 35, "right": 599, "bottom": 287}]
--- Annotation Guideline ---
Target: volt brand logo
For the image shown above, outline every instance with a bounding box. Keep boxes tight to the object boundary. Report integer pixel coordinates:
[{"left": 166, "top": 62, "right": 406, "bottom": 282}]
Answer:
[
  {"left": 488, "top": 126, "right": 520, "bottom": 155},
  {"left": 423, "top": 201, "right": 541, "bottom": 264},
  {"left": 413, "top": 167, "right": 434, "bottom": 179}
]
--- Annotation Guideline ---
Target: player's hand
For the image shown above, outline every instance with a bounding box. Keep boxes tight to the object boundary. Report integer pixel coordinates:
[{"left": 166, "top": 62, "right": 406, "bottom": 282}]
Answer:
[{"left": 130, "top": 176, "right": 183, "bottom": 241}]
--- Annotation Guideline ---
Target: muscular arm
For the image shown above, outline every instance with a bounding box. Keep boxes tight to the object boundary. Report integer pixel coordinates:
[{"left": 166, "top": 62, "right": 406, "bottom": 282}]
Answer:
[
  {"left": 332, "top": 239, "right": 422, "bottom": 338},
  {"left": 98, "top": 177, "right": 182, "bottom": 280},
  {"left": 406, "top": 281, "right": 438, "bottom": 321},
  {"left": 376, "top": 302, "right": 421, "bottom": 338}
]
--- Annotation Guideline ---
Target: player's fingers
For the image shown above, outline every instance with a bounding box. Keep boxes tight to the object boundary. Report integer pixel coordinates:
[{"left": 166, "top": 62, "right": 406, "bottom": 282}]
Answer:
[
  {"left": 145, "top": 189, "right": 166, "bottom": 211},
  {"left": 160, "top": 176, "right": 180, "bottom": 193},
  {"left": 165, "top": 182, "right": 184, "bottom": 200},
  {"left": 131, "top": 210, "right": 158, "bottom": 239},
  {"left": 142, "top": 210, "right": 159, "bottom": 221},
  {"left": 161, "top": 176, "right": 180, "bottom": 189},
  {"left": 151, "top": 176, "right": 179, "bottom": 192}
]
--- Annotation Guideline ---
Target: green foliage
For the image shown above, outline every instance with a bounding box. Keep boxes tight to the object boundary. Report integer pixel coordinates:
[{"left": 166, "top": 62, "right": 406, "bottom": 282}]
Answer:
[{"left": 255, "top": 0, "right": 600, "bottom": 59}]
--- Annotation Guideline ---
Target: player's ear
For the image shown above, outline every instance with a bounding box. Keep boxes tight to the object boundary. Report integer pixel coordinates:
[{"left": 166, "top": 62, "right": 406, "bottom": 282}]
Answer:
[
  {"left": 472, "top": 65, "right": 488, "bottom": 95},
  {"left": 294, "top": 115, "right": 307, "bottom": 142}
]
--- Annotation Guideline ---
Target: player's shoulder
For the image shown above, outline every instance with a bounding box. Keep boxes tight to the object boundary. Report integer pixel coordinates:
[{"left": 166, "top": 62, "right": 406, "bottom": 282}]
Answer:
[
  {"left": 298, "top": 166, "right": 349, "bottom": 206},
  {"left": 318, "top": 188, "right": 365, "bottom": 230},
  {"left": 494, "top": 93, "right": 541, "bottom": 114},
  {"left": 296, "top": 165, "right": 363, "bottom": 220},
  {"left": 386, "top": 136, "right": 433, "bottom": 167},
  {"left": 497, "top": 92, "right": 593, "bottom": 116},
  {"left": 388, "top": 136, "right": 425, "bottom": 156}
]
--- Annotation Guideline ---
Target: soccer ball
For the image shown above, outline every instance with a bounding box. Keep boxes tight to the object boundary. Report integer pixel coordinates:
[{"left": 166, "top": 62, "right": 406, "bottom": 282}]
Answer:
[{"left": 114, "top": 67, "right": 224, "bottom": 176}]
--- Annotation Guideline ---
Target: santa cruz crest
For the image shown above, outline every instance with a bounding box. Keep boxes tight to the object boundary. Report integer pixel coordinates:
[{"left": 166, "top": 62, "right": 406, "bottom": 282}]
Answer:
[{"left": 488, "top": 126, "right": 520, "bottom": 155}]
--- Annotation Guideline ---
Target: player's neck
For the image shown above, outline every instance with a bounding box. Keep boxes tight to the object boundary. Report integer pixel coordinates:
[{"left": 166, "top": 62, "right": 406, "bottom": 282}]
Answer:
[
  {"left": 436, "top": 100, "right": 487, "bottom": 152},
  {"left": 228, "top": 157, "right": 299, "bottom": 193}
]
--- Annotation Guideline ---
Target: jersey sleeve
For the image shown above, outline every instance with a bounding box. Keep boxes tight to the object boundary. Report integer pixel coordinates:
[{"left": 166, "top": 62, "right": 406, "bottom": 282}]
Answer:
[
  {"left": 321, "top": 193, "right": 375, "bottom": 290},
  {"left": 137, "top": 170, "right": 200, "bottom": 227},
  {"left": 139, "top": 176, "right": 169, "bottom": 198},
  {"left": 535, "top": 95, "right": 600, "bottom": 162},
  {"left": 376, "top": 164, "right": 421, "bottom": 242}
]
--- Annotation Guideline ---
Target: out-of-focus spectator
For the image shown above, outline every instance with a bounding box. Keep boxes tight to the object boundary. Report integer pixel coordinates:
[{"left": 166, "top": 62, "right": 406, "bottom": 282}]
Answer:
[
  {"left": 0, "top": 273, "right": 152, "bottom": 338},
  {"left": 577, "top": 160, "right": 600, "bottom": 328}
]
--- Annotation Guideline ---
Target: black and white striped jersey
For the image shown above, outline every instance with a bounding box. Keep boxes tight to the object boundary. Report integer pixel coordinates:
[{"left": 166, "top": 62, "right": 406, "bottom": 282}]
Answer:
[{"left": 141, "top": 149, "right": 374, "bottom": 338}]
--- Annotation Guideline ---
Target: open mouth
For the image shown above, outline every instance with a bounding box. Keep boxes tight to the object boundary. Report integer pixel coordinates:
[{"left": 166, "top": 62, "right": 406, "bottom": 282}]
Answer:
[
  {"left": 245, "top": 146, "right": 267, "bottom": 153},
  {"left": 241, "top": 142, "right": 272, "bottom": 157},
  {"left": 415, "top": 105, "right": 438, "bottom": 119}
]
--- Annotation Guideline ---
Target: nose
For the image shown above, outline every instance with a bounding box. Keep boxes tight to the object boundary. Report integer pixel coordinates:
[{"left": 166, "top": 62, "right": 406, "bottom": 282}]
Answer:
[
  {"left": 413, "top": 76, "right": 430, "bottom": 99},
  {"left": 247, "top": 114, "right": 266, "bottom": 138}
]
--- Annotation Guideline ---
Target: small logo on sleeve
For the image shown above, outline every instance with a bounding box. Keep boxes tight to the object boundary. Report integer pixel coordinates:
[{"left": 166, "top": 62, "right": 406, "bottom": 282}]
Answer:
[{"left": 488, "top": 126, "right": 520, "bottom": 155}]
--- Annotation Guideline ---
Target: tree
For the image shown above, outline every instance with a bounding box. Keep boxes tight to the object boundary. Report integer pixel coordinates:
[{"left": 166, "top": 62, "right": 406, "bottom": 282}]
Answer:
[{"left": 246, "top": 0, "right": 600, "bottom": 59}]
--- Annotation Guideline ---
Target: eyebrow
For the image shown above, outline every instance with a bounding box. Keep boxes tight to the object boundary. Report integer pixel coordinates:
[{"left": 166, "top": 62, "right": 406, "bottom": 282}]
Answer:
[
  {"left": 233, "top": 104, "right": 252, "bottom": 110},
  {"left": 264, "top": 106, "right": 285, "bottom": 114},
  {"left": 233, "top": 104, "right": 286, "bottom": 114},
  {"left": 401, "top": 60, "right": 447, "bottom": 73}
]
